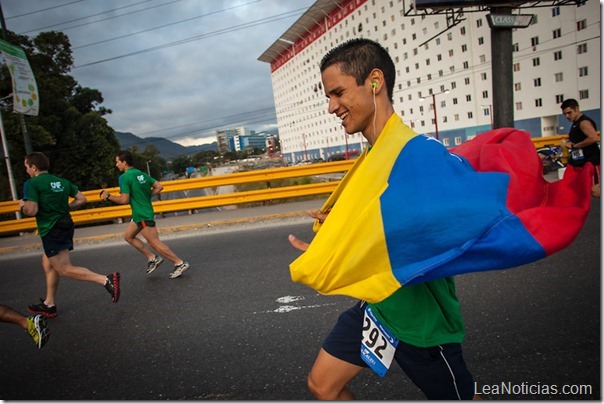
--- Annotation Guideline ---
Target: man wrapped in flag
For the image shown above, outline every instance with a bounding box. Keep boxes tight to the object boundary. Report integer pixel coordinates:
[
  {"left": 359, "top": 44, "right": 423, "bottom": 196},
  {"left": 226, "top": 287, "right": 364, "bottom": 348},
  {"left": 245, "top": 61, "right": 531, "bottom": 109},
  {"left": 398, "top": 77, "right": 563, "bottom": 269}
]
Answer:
[{"left": 287, "top": 38, "right": 593, "bottom": 400}]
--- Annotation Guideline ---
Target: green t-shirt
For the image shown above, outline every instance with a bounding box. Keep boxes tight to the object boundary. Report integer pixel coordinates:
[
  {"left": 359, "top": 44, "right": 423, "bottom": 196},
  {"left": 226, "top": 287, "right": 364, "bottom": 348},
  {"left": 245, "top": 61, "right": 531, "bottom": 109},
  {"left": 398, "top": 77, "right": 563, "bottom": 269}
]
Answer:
[
  {"left": 369, "top": 276, "right": 465, "bottom": 347},
  {"left": 24, "top": 173, "right": 78, "bottom": 237},
  {"left": 119, "top": 168, "right": 156, "bottom": 223}
]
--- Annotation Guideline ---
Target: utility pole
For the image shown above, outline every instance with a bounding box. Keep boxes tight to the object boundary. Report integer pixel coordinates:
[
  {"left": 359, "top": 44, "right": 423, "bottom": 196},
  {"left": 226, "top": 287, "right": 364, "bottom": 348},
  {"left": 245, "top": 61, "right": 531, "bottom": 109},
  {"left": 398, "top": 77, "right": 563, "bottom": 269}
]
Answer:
[{"left": 489, "top": 6, "right": 514, "bottom": 129}]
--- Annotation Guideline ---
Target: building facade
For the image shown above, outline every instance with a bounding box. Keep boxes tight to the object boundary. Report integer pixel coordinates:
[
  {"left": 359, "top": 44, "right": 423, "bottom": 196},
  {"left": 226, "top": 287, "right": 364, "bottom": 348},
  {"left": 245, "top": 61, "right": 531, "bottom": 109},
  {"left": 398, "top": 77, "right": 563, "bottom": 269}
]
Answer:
[
  {"left": 259, "top": 0, "right": 600, "bottom": 163},
  {"left": 216, "top": 127, "right": 255, "bottom": 154}
]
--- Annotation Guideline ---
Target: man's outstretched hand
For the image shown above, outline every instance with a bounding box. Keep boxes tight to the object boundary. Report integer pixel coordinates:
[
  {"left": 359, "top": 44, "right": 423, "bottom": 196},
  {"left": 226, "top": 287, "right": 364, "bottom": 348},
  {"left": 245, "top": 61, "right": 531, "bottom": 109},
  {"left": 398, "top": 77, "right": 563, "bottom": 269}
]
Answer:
[{"left": 288, "top": 234, "right": 309, "bottom": 252}]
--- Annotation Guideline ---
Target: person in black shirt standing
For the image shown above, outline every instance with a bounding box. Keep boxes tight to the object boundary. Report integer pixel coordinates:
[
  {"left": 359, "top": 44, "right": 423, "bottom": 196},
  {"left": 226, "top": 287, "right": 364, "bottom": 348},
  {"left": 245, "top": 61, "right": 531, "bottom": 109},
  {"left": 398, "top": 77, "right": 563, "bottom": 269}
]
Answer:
[{"left": 561, "top": 98, "right": 600, "bottom": 196}]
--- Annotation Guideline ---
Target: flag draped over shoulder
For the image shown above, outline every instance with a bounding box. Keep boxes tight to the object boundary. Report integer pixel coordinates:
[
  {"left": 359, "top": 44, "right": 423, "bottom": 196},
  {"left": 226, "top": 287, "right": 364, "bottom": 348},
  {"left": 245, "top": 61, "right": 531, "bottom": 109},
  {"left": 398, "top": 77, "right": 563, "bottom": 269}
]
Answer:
[{"left": 289, "top": 114, "right": 593, "bottom": 304}]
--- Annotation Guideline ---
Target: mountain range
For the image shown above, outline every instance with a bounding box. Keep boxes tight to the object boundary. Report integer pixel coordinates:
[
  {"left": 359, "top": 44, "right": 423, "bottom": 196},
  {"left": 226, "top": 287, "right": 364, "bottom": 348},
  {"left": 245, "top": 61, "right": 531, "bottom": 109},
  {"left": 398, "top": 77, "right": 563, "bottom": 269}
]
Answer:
[{"left": 115, "top": 131, "right": 217, "bottom": 160}]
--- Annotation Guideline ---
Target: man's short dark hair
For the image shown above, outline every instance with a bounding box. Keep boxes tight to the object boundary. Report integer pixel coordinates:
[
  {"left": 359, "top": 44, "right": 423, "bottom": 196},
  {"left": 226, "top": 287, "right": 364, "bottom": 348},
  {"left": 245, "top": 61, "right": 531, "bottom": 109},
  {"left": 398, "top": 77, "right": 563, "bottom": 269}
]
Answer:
[
  {"left": 320, "top": 38, "right": 395, "bottom": 103},
  {"left": 561, "top": 99, "right": 579, "bottom": 110},
  {"left": 25, "top": 152, "right": 50, "bottom": 171},
  {"left": 117, "top": 150, "right": 134, "bottom": 166}
]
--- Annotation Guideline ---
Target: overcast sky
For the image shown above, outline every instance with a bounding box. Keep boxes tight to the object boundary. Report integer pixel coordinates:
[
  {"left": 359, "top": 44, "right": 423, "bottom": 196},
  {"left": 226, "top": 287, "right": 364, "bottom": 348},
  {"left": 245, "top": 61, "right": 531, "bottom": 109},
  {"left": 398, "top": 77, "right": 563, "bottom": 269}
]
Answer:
[{"left": 1, "top": 0, "right": 316, "bottom": 146}]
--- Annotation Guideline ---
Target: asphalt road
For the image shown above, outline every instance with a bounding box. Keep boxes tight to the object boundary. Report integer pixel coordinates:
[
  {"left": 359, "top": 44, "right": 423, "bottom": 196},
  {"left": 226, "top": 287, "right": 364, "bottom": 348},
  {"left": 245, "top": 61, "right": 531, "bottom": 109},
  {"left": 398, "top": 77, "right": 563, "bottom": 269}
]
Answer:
[{"left": 0, "top": 201, "right": 600, "bottom": 400}]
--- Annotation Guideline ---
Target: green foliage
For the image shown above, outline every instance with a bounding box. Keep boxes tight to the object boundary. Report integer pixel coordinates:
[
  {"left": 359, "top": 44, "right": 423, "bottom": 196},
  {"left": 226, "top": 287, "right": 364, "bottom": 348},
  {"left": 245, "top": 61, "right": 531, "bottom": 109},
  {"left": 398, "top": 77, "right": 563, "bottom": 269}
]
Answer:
[
  {"left": 0, "top": 30, "right": 120, "bottom": 200},
  {"left": 169, "top": 155, "right": 194, "bottom": 177}
]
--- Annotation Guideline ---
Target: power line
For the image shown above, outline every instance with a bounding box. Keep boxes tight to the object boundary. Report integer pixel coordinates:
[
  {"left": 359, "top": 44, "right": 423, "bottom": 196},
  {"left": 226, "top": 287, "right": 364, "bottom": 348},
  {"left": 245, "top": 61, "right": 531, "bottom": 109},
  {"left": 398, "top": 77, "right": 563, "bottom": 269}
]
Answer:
[
  {"left": 17, "top": 0, "right": 163, "bottom": 34},
  {"left": 5, "top": 0, "right": 84, "bottom": 20},
  {"left": 73, "top": 7, "right": 308, "bottom": 69},
  {"left": 73, "top": 0, "right": 261, "bottom": 50}
]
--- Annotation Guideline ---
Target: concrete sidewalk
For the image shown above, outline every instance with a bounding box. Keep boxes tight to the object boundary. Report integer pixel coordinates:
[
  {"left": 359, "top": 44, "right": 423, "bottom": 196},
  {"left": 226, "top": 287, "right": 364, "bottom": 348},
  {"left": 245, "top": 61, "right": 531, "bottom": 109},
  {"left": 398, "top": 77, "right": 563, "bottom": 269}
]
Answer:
[{"left": 0, "top": 199, "right": 325, "bottom": 256}]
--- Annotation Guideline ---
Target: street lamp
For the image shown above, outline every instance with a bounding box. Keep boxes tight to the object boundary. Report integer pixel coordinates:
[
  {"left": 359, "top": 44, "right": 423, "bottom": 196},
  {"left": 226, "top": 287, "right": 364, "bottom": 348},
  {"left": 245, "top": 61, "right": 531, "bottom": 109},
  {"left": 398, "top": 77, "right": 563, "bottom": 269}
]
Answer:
[
  {"left": 420, "top": 89, "right": 450, "bottom": 140},
  {"left": 301, "top": 132, "right": 309, "bottom": 161},
  {"left": 481, "top": 104, "right": 493, "bottom": 129},
  {"left": 324, "top": 136, "right": 331, "bottom": 160}
]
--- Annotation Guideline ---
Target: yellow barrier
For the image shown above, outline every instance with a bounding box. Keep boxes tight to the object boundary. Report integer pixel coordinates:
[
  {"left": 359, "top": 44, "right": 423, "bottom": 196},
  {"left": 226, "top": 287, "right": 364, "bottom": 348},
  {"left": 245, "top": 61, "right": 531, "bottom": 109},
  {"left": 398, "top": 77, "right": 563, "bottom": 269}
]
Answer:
[
  {"left": 2, "top": 133, "right": 599, "bottom": 235},
  {"left": 0, "top": 161, "right": 352, "bottom": 235}
]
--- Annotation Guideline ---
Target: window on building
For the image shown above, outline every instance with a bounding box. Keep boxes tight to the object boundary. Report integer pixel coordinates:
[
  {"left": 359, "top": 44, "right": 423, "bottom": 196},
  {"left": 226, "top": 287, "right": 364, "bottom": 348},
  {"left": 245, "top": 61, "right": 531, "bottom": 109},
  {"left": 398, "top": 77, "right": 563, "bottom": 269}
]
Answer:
[
  {"left": 579, "top": 89, "right": 589, "bottom": 99},
  {"left": 462, "top": 44, "right": 467, "bottom": 52},
  {"left": 437, "top": 54, "right": 442, "bottom": 61},
  {"left": 513, "top": 43, "right": 519, "bottom": 52},
  {"left": 466, "top": 94, "right": 472, "bottom": 102},
  {"left": 443, "top": 138, "right": 450, "bottom": 147},
  {"left": 460, "top": 26, "right": 466, "bottom": 35},
  {"left": 477, "top": 18, "right": 483, "bottom": 28},
  {"left": 579, "top": 66, "right": 588, "bottom": 77},
  {"left": 454, "top": 114, "right": 459, "bottom": 121},
  {"left": 554, "top": 51, "right": 562, "bottom": 60},
  {"left": 481, "top": 73, "right": 488, "bottom": 80},
  {"left": 577, "top": 43, "right": 587, "bottom": 54},
  {"left": 449, "top": 49, "right": 454, "bottom": 57},
  {"left": 464, "top": 77, "right": 470, "bottom": 85},
  {"left": 555, "top": 72, "right": 563, "bottom": 82},
  {"left": 577, "top": 19, "right": 587, "bottom": 31},
  {"left": 451, "top": 81, "right": 457, "bottom": 90},
  {"left": 513, "top": 63, "right": 520, "bottom": 72},
  {"left": 453, "top": 98, "right": 458, "bottom": 105},
  {"left": 479, "top": 55, "right": 486, "bottom": 63},
  {"left": 533, "top": 57, "right": 540, "bottom": 66},
  {"left": 534, "top": 78, "right": 541, "bottom": 87},
  {"left": 531, "top": 37, "right": 539, "bottom": 46},
  {"left": 463, "top": 61, "right": 469, "bottom": 69},
  {"left": 482, "top": 90, "right": 489, "bottom": 98},
  {"left": 556, "top": 94, "right": 564, "bottom": 103},
  {"left": 478, "top": 37, "right": 484, "bottom": 45},
  {"left": 553, "top": 28, "right": 561, "bottom": 39},
  {"left": 552, "top": 6, "right": 560, "bottom": 16},
  {"left": 535, "top": 99, "right": 543, "bottom": 107},
  {"left": 455, "top": 136, "right": 463, "bottom": 145},
  {"left": 514, "top": 82, "right": 522, "bottom": 91},
  {"left": 447, "top": 32, "right": 453, "bottom": 41},
  {"left": 439, "top": 70, "right": 444, "bottom": 77}
]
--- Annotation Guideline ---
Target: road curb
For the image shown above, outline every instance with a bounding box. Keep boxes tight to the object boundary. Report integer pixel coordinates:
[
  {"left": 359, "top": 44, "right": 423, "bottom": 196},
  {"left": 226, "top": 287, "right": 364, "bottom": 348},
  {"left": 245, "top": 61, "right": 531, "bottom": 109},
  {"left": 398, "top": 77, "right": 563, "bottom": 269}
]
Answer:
[{"left": 0, "top": 210, "right": 311, "bottom": 256}]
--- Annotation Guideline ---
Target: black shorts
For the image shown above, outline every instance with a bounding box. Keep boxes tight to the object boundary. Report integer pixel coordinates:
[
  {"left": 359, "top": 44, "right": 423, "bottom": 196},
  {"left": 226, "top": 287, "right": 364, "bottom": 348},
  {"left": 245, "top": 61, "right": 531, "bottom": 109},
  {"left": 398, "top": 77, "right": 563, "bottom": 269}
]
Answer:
[
  {"left": 41, "top": 216, "right": 74, "bottom": 258},
  {"left": 322, "top": 301, "right": 475, "bottom": 400},
  {"left": 136, "top": 220, "right": 156, "bottom": 231}
]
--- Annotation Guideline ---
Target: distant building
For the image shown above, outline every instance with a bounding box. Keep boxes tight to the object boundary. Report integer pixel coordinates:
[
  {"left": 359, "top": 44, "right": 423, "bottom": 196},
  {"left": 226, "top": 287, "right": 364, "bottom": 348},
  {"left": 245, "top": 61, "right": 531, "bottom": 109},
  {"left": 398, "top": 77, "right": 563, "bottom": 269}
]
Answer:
[
  {"left": 258, "top": 0, "right": 600, "bottom": 164},
  {"left": 216, "top": 127, "right": 255, "bottom": 154},
  {"left": 231, "top": 133, "right": 268, "bottom": 151}
]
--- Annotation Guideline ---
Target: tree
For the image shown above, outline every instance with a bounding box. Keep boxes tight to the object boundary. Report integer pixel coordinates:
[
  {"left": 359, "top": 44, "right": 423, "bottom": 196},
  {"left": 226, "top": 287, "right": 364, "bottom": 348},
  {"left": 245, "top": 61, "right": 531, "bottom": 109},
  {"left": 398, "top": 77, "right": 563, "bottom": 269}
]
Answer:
[
  {"left": 0, "top": 30, "right": 119, "bottom": 201},
  {"left": 169, "top": 155, "right": 194, "bottom": 177}
]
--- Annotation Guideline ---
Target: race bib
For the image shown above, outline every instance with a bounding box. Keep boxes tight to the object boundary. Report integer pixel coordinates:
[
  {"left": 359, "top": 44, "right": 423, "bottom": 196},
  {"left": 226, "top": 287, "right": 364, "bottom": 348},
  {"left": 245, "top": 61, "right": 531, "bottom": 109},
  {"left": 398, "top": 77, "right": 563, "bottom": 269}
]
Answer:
[
  {"left": 361, "top": 305, "right": 399, "bottom": 377},
  {"left": 571, "top": 148, "right": 585, "bottom": 161}
]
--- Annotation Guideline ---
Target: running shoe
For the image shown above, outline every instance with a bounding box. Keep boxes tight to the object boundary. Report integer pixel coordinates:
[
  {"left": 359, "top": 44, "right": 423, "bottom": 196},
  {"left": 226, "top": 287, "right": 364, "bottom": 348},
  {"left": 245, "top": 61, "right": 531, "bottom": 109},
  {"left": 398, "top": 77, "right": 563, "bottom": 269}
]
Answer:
[
  {"left": 26, "top": 315, "right": 50, "bottom": 349},
  {"left": 105, "top": 272, "right": 121, "bottom": 303},
  {"left": 146, "top": 255, "right": 164, "bottom": 274},
  {"left": 28, "top": 298, "right": 58, "bottom": 318},
  {"left": 169, "top": 261, "right": 190, "bottom": 279}
]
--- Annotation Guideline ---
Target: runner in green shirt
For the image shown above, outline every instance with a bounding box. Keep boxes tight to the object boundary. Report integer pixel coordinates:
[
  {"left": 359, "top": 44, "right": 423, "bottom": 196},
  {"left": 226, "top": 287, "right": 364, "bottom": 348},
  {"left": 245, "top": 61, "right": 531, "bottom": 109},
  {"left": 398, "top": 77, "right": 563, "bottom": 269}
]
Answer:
[
  {"left": 21, "top": 152, "right": 120, "bottom": 319},
  {"left": 288, "top": 39, "right": 475, "bottom": 400},
  {"left": 100, "top": 150, "right": 190, "bottom": 279}
]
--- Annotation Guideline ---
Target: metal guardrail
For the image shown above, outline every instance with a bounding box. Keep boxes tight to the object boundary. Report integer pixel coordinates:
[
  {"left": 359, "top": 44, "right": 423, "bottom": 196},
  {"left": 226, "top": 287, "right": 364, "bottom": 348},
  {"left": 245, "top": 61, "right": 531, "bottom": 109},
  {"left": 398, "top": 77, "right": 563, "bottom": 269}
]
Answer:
[
  {"left": 1, "top": 133, "right": 598, "bottom": 235},
  {"left": 0, "top": 160, "right": 354, "bottom": 235}
]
